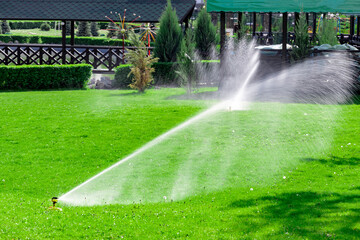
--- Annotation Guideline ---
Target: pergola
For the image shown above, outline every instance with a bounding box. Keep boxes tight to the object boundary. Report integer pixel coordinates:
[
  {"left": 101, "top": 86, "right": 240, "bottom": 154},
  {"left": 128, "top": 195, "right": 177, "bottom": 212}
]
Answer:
[
  {"left": 0, "top": 0, "right": 195, "bottom": 65},
  {"left": 207, "top": 0, "right": 360, "bottom": 58}
]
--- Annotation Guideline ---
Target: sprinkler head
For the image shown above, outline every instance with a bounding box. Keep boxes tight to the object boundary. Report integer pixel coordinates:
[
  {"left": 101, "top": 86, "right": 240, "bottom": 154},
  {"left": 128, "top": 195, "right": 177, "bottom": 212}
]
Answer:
[
  {"left": 49, "top": 197, "right": 62, "bottom": 211},
  {"left": 51, "top": 197, "right": 58, "bottom": 207}
]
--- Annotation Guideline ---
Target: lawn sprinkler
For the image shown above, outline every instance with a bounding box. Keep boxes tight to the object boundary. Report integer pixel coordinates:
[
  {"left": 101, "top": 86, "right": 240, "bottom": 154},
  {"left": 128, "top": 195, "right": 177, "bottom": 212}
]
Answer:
[{"left": 48, "top": 197, "right": 62, "bottom": 211}]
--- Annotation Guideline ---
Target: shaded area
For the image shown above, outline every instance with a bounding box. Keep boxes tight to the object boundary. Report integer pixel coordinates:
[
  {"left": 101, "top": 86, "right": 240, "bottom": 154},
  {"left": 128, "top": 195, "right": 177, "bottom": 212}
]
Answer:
[
  {"left": 302, "top": 156, "right": 360, "bottom": 166},
  {"left": 228, "top": 191, "right": 360, "bottom": 238}
]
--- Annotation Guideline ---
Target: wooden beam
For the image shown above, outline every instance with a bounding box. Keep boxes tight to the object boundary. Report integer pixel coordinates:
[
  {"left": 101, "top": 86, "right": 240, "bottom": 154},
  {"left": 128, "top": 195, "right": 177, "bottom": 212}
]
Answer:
[
  {"left": 70, "top": 21, "right": 75, "bottom": 46},
  {"left": 312, "top": 13, "right": 317, "bottom": 42},
  {"left": 62, "top": 20, "right": 66, "bottom": 64},
  {"left": 306, "top": 13, "right": 309, "bottom": 26},
  {"left": 252, "top": 12, "right": 256, "bottom": 37},
  {"left": 357, "top": 16, "right": 360, "bottom": 36},
  {"left": 350, "top": 15, "right": 355, "bottom": 40},
  {"left": 282, "top": 12, "right": 288, "bottom": 61},
  {"left": 269, "top": 12, "right": 272, "bottom": 34},
  {"left": 238, "top": 12, "right": 242, "bottom": 40},
  {"left": 220, "top": 12, "right": 226, "bottom": 55}
]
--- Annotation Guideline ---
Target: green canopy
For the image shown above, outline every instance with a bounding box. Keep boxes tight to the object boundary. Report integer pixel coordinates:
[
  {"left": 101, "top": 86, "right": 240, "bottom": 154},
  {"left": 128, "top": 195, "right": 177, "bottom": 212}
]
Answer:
[{"left": 207, "top": 0, "right": 360, "bottom": 14}]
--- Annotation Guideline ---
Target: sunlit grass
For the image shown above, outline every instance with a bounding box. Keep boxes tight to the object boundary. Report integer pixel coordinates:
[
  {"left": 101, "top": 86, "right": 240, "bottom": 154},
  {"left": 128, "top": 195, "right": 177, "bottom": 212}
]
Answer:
[{"left": 0, "top": 88, "right": 359, "bottom": 239}]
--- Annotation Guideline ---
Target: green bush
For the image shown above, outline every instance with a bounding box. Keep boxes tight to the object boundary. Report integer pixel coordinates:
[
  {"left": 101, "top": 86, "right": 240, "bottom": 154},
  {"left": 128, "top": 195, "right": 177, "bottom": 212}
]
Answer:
[
  {"left": 76, "top": 22, "right": 91, "bottom": 37},
  {"left": 9, "top": 21, "right": 55, "bottom": 29},
  {"left": 0, "top": 64, "right": 92, "bottom": 90},
  {"left": 114, "top": 61, "right": 220, "bottom": 88},
  {"left": 40, "top": 23, "right": 51, "bottom": 31},
  {"left": 0, "top": 34, "right": 138, "bottom": 46},
  {"left": 90, "top": 22, "right": 99, "bottom": 37},
  {"left": 1, "top": 20, "right": 11, "bottom": 34}
]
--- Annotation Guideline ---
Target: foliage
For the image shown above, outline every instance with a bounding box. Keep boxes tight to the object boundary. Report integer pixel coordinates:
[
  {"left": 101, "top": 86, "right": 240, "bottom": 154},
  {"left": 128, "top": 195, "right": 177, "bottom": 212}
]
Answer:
[
  {"left": 76, "top": 21, "right": 91, "bottom": 37},
  {"left": 0, "top": 34, "right": 143, "bottom": 46},
  {"left": 0, "top": 64, "right": 92, "bottom": 90},
  {"left": 317, "top": 17, "right": 338, "bottom": 46},
  {"left": 114, "top": 64, "right": 133, "bottom": 88},
  {"left": 176, "top": 29, "right": 198, "bottom": 94},
  {"left": 290, "top": 13, "right": 310, "bottom": 62},
  {"left": 125, "top": 31, "right": 159, "bottom": 92},
  {"left": 107, "top": 21, "right": 117, "bottom": 38},
  {"left": 194, "top": 8, "right": 217, "bottom": 59},
  {"left": 115, "top": 62, "right": 177, "bottom": 88},
  {"left": 90, "top": 22, "right": 100, "bottom": 37},
  {"left": 40, "top": 23, "right": 51, "bottom": 31},
  {"left": 154, "top": 0, "right": 183, "bottom": 62},
  {"left": 1, "top": 20, "right": 11, "bottom": 34},
  {"left": 9, "top": 21, "right": 56, "bottom": 29}
]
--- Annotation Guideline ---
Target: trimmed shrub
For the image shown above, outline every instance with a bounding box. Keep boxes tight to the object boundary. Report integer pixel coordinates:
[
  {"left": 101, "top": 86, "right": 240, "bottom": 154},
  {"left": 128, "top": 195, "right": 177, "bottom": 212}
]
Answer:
[
  {"left": 194, "top": 8, "right": 217, "bottom": 59},
  {"left": 40, "top": 23, "right": 51, "bottom": 31},
  {"left": 291, "top": 13, "right": 310, "bottom": 62},
  {"left": 154, "top": 0, "right": 183, "bottom": 62},
  {"left": 76, "top": 21, "right": 91, "bottom": 37},
  {"left": 153, "top": 62, "right": 177, "bottom": 85},
  {"left": 91, "top": 22, "right": 100, "bottom": 37},
  {"left": 1, "top": 20, "right": 11, "bottom": 34},
  {"left": 114, "top": 64, "right": 133, "bottom": 88},
  {"left": 0, "top": 34, "right": 143, "bottom": 46},
  {"left": 0, "top": 64, "right": 92, "bottom": 90},
  {"left": 9, "top": 21, "right": 55, "bottom": 29}
]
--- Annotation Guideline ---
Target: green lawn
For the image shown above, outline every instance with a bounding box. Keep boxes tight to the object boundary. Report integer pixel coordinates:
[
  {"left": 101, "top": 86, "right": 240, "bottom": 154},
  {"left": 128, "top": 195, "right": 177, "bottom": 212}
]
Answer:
[{"left": 0, "top": 88, "right": 359, "bottom": 239}]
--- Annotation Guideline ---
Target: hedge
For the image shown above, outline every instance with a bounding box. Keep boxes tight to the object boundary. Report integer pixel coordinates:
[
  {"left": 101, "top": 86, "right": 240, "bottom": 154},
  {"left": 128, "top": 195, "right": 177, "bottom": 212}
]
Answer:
[
  {"left": 115, "top": 61, "right": 220, "bottom": 88},
  {"left": 9, "top": 21, "right": 56, "bottom": 30},
  {"left": 0, "top": 64, "right": 92, "bottom": 90},
  {"left": 0, "top": 34, "right": 155, "bottom": 47}
]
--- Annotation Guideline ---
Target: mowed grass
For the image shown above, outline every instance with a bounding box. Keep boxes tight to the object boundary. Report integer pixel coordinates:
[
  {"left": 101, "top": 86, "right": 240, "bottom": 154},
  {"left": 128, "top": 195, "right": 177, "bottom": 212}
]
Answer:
[{"left": 0, "top": 88, "right": 359, "bottom": 239}]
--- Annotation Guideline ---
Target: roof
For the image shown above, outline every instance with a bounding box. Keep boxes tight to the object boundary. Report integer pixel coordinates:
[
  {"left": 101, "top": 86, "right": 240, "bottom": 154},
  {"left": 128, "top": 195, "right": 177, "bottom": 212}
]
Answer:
[
  {"left": 0, "top": 0, "right": 195, "bottom": 23},
  {"left": 207, "top": 0, "right": 360, "bottom": 14}
]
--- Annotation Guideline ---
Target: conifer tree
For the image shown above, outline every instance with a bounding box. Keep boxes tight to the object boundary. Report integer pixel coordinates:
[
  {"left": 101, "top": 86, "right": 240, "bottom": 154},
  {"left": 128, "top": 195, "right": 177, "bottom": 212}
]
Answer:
[
  {"left": 90, "top": 22, "right": 99, "bottom": 37},
  {"left": 76, "top": 21, "right": 91, "bottom": 37},
  {"left": 154, "top": 0, "right": 183, "bottom": 62},
  {"left": 107, "top": 21, "right": 117, "bottom": 38},
  {"left": 1, "top": 20, "right": 11, "bottom": 34},
  {"left": 194, "top": 8, "right": 217, "bottom": 59}
]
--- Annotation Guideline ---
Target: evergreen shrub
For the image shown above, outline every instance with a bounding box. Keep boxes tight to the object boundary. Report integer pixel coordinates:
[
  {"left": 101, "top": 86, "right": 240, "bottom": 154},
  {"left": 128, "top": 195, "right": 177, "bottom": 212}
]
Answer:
[
  {"left": 1, "top": 20, "right": 11, "bottom": 34},
  {"left": 40, "top": 23, "right": 51, "bottom": 31},
  {"left": 76, "top": 22, "right": 91, "bottom": 37},
  {"left": 0, "top": 64, "right": 92, "bottom": 90},
  {"left": 154, "top": 0, "right": 182, "bottom": 62},
  {"left": 194, "top": 8, "right": 217, "bottom": 59}
]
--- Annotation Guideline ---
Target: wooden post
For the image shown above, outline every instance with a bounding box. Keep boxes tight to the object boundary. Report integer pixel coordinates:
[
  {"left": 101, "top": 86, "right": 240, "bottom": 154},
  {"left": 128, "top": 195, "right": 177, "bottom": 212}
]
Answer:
[
  {"left": 357, "top": 16, "right": 360, "bottom": 36},
  {"left": 350, "top": 15, "right": 355, "bottom": 40},
  {"left": 61, "top": 20, "right": 67, "bottom": 64},
  {"left": 282, "top": 12, "right": 288, "bottom": 61},
  {"left": 238, "top": 12, "right": 242, "bottom": 40},
  {"left": 252, "top": 12, "right": 256, "bottom": 37},
  {"left": 70, "top": 21, "right": 75, "bottom": 46},
  {"left": 312, "top": 13, "right": 317, "bottom": 42},
  {"left": 269, "top": 12, "right": 272, "bottom": 33},
  {"left": 306, "top": 13, "right": 309, "bottom": 26},
  {"left": 220, "top": 12, "right": 226, "bottom": 55}
]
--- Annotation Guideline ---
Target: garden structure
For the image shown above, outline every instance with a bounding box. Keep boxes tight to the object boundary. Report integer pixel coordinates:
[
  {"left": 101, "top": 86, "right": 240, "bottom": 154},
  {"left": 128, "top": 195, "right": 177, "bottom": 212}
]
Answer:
[
  {"left": 0, "top": 0, "right": 195, "bottom": 73},
  {"left": 207, "top": 0, "right": 360, "bottom": 59}
]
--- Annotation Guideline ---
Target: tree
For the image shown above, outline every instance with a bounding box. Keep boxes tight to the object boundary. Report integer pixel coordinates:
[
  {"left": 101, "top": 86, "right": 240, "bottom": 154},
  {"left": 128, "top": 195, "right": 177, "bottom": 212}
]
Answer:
[
  {"left": 194, "top": 7, "right": 217, "bottom": 59},
  {"left": 290, "top": 13, "right": 310, "bottom": 62},
  {"left": 1, "top": 20, "right": 11, "bottom": 34},
  {"left": 125, "top": 31, "right": 159, "bottom": 93},
  {"left": 154, "top": 0, "right": 183, "bottom": 62},
  {"left": 317, "top": 16, "right": 338, "bottom": 46},
  {"left": 76, "top": 21, "right": 91, "bottom": 37},
  {"left": 90, "top": 22, "right": 99, "bottom": 37},
  {"left": 176, "top": 29, "right": 197, "bottom": 94}
]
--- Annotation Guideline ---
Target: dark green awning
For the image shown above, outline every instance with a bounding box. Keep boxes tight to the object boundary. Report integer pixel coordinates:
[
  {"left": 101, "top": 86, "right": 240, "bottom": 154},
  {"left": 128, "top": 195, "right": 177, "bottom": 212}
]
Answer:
[{"left": 207, "top": 0, "right": 360, "bottom": 14}]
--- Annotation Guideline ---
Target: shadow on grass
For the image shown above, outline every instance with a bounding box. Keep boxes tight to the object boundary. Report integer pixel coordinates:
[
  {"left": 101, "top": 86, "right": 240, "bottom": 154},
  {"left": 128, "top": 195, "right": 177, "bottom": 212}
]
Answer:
[
  {"left": 302, "top": 156, "right": 360, "bottom": 166},
  {"left": 228, "top": 191, "right": 360, "bottom": 238},
  {"left": 166, "top": 91, "right": 220, "bottom": 101}
]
